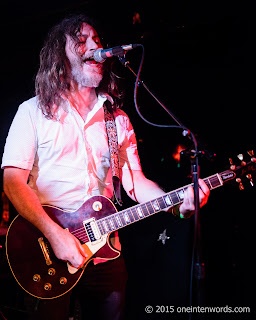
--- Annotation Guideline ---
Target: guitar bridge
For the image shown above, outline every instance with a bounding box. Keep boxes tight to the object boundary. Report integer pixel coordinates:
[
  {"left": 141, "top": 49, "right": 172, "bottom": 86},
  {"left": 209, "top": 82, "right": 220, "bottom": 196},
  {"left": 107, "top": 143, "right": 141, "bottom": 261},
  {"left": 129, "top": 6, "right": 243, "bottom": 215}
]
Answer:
[
  {"left": 38, "top": 237, "right": 52, "bottom": 266},
  {"left": 83, "top": 218, "right": 101, "bottom": 242}
]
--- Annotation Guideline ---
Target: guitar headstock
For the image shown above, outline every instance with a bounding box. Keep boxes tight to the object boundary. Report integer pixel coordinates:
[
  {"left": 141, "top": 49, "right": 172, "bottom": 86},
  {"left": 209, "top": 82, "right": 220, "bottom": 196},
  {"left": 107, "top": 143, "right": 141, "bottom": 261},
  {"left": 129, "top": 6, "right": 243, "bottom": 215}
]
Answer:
[{"left": 229, "top": 150, "right": 256, "bottom": 190}]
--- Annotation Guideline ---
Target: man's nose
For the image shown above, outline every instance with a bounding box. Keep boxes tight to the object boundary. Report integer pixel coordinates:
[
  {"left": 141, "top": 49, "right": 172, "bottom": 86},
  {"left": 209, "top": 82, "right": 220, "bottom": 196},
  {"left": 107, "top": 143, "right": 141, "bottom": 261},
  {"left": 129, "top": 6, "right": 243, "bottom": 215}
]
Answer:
[{"left": 87, "top": 38, "right": 101, "bottom": 51}]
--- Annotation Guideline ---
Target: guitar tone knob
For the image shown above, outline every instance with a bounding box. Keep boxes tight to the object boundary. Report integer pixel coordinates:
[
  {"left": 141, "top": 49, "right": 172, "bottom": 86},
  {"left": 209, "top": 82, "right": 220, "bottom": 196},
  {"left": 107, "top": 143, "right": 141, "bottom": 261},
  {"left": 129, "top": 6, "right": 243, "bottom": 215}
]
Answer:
[
  {"left": 33, "top": 274, "right": 41, "bottom": 282},
  {"left": 48, "top": 268, "right": 56, "bottom": 276},
  {"left": 60, "top": 277, "right": 67, "bottom": 285},
  {"left": 44, "top": 283, "right": 52, "bottom": 291}
]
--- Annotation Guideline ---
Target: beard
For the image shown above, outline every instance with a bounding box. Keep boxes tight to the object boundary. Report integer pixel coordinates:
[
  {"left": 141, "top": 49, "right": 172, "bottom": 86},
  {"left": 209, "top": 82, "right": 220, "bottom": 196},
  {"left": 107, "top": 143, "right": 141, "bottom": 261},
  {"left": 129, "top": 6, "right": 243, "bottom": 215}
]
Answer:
[{"left": 69, "top": 56, "right": 103, "bottom": 88}]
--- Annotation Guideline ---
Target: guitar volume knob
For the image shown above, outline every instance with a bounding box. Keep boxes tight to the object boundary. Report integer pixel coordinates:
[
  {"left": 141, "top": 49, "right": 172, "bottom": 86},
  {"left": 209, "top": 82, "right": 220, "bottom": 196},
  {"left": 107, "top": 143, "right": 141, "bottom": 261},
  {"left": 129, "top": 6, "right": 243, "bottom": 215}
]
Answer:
[
  {"left": 33, "top": 274, "right": 41, "bottom": 282},
  {"left": 44, "top": 283, "right": 52, "bottom": 291},
  {"left": 60, "top": 277, "right": 67, "bottom": 285}
]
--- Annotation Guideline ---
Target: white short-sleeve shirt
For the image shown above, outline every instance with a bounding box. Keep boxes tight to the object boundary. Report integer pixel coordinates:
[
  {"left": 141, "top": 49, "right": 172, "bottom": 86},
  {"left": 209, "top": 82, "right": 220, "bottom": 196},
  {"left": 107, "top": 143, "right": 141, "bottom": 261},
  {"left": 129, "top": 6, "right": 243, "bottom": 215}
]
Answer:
[{"left": 1, "top": 94, "right": 142, "bottom": 211}]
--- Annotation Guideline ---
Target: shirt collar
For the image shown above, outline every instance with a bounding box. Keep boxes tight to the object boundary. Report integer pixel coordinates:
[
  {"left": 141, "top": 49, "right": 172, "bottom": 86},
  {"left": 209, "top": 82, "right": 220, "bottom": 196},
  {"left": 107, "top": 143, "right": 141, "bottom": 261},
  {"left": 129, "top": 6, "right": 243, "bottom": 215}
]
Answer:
[{"left": 66, "top": 93, "right": 109, "bottom": 125}]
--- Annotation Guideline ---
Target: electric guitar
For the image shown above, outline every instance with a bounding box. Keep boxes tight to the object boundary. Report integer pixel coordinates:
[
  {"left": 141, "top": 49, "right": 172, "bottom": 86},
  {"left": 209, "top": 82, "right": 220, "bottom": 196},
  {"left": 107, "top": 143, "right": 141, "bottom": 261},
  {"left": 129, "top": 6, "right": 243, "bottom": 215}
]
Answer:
[{"left": 6, "top": 153, "right": 256, "bottom": 299}]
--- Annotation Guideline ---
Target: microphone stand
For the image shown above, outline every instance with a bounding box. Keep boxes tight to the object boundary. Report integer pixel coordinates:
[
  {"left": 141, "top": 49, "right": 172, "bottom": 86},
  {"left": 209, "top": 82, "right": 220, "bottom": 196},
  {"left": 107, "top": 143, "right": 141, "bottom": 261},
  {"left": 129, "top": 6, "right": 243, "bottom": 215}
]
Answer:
[{"left": 119, "top": 52, "right": 206, "bottom": 317}]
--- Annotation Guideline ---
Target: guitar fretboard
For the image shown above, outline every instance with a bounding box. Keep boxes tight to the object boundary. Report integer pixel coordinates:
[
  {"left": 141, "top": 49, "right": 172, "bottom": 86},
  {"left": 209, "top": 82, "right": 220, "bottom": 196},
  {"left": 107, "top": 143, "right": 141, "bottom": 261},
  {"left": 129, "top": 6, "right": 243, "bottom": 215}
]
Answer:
[{"left": 96, "top": 171, "right": 229, "bottom": 236}]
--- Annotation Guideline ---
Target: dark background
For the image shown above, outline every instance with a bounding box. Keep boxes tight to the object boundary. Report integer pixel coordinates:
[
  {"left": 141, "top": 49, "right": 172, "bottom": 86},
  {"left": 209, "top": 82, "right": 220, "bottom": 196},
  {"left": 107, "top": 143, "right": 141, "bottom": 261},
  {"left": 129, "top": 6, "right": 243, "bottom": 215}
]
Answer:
[{"left": 0, "top": 0, "right": 255, "bottom": 319}]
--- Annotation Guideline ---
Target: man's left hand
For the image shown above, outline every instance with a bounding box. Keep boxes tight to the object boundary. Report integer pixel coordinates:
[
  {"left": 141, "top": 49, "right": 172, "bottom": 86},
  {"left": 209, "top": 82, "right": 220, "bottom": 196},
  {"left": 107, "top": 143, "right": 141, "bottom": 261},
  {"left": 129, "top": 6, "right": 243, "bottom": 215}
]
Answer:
[{"left": 179, "top": 179, "right": 210, "bottom": 218}]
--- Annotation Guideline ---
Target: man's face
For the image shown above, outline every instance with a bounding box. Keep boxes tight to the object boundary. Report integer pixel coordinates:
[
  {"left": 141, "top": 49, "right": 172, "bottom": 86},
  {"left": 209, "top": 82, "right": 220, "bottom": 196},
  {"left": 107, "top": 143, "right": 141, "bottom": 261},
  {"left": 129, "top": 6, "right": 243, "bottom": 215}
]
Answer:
[{"left": 65, "top": 23, "right": 104, "bottom": 88}]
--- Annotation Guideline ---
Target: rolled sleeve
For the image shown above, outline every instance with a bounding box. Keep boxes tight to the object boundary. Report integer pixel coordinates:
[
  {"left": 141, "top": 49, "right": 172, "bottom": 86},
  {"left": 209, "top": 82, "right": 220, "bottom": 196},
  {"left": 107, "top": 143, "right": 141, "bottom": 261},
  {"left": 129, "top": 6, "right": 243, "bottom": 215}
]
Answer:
[
  {"left": 114, "top": 109, "right": 142, "bottom": 171},
  {"left": 1, "top": 100, "right": 37, "bottom": 170}
]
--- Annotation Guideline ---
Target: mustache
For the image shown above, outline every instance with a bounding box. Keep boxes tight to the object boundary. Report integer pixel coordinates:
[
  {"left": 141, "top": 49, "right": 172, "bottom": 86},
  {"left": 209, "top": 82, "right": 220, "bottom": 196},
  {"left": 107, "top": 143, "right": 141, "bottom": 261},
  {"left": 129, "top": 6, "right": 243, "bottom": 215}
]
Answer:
[{"left": 82, "top": 52, "right": 96, "bottom": 62}]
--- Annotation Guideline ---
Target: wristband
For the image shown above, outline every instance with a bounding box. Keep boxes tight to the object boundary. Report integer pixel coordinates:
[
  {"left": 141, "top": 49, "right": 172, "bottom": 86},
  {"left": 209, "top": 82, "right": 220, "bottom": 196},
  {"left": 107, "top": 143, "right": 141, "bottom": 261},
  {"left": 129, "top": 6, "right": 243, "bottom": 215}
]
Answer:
[
  {"left": 171, "top": 204, "right": 187, "bottom": 219},
  {"left": 171, "top": 204, "right": 182, "bottom": 218}
]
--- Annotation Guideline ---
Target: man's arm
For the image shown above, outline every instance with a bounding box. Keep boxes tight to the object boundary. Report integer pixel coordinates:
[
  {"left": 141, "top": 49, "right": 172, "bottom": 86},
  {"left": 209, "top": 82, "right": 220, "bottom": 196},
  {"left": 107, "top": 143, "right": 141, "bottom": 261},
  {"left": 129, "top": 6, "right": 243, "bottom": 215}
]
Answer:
[
  {"left": 3, "top": 167, "right": 87, "bottom": 268},
  {"left": 121, "top": 169, "right": 210, "bottom": 217}
]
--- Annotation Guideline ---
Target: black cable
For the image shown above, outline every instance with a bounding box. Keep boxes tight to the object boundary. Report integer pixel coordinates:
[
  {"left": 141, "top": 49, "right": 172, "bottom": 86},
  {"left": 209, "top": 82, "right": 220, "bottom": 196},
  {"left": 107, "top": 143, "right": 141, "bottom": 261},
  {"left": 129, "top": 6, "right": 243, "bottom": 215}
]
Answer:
[{"left": 131, "top": 44, "right": 187, "bottom": 130}]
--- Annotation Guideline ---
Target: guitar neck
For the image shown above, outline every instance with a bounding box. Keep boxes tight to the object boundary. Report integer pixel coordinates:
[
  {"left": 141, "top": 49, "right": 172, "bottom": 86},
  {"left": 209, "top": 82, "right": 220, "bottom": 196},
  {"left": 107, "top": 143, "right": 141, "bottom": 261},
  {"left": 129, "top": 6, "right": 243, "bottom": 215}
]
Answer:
[{"left": 96, "top": 169, "right": 236, "bottom": 236}]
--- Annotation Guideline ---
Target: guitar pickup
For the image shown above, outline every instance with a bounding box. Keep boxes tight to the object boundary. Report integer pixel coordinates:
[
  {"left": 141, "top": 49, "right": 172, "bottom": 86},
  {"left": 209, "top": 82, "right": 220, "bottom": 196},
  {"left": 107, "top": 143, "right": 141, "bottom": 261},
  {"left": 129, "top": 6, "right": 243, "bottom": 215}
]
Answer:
[{"left": 83, "top": 218, "right": 101, "bottom": 242}]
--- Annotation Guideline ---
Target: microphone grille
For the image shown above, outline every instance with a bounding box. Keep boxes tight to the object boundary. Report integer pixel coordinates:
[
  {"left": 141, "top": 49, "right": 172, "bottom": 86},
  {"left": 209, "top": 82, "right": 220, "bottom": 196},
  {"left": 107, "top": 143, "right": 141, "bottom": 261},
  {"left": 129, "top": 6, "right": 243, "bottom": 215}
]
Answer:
[{"left": 93, "top": 49, "right": 105, "bottom": 63}]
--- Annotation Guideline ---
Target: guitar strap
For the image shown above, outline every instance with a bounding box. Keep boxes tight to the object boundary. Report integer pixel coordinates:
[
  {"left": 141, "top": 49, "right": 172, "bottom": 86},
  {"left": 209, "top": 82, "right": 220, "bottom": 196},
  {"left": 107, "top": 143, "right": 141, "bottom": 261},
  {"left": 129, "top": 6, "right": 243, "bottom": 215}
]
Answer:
[{"left": 103, "top": 98, "right": 123, "bottom": 207}]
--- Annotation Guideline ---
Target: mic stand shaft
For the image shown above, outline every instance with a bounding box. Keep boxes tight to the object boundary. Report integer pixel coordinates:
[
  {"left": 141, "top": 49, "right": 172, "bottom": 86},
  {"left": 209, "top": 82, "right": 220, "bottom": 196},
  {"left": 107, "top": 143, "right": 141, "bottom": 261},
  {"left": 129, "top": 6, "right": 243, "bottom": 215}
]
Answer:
[
  {"left": 189, "top": 153, "right": 206, "bottom": 315},
  {"left": 120, "top": 55, "right": 206, "bottom": 316}
]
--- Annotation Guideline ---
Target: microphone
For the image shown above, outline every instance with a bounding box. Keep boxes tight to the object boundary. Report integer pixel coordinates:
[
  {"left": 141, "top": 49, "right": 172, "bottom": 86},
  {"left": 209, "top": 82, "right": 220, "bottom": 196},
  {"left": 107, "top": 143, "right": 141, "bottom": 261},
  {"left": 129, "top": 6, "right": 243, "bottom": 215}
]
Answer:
[{"left": 93, "top": 44, "right": 140, "bottom": 63}]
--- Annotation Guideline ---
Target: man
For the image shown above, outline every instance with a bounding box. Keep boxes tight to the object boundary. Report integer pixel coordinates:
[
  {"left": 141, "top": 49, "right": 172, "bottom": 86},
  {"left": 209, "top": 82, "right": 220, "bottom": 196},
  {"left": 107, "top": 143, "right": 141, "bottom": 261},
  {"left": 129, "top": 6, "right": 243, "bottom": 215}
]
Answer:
[{"left": 1, "top": 14, "right": 210, "bottom": 320}]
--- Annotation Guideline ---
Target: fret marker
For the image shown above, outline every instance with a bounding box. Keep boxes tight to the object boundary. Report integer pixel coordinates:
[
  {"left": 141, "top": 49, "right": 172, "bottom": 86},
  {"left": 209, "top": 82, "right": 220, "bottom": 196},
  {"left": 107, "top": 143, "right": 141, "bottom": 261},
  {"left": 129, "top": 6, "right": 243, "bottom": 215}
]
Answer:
[
  {"left": 152, "top": 200, "right": 160, "bottom": 211},
  {"left": 124, "top": 212, "right": 130, "bottom": 223},
  {"left": 164, "top": 195, "right": 172, "bottom": 206},
  {"left": 116, "top": 215, "right": 122, "bottom": 227},
  {"left": 137, "top": 207, "right": 143, "bottom": 218},
  {"left": 177, "top": 190, "right": 184, "bottom": 200}
]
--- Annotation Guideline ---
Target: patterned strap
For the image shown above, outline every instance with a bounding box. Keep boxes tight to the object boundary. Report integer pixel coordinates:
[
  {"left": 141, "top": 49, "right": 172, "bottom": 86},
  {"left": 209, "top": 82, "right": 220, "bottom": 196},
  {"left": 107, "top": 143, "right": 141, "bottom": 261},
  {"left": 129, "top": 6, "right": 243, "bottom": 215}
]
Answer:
[{"left": 103, "top": 100, "right": 123, "bottom": 206}]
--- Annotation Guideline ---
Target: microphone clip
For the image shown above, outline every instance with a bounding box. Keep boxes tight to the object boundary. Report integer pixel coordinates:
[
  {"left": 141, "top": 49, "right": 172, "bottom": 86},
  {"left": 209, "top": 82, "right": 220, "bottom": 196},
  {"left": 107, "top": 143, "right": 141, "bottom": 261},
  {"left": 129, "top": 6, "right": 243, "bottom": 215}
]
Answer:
[{"left": 118, "top": 53, "right": 129, "bottom": 67}]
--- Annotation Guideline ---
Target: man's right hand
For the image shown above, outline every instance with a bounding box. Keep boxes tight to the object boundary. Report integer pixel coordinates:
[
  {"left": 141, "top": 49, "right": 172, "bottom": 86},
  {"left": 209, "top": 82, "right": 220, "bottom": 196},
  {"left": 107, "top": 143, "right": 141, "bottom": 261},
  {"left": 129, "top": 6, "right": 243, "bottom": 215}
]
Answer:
[
  {"left": 46, "top": 224, "right": 88, "bottom": 269},
  {"left": 4, "top": 167, "right": 88, "bottom": 270}
]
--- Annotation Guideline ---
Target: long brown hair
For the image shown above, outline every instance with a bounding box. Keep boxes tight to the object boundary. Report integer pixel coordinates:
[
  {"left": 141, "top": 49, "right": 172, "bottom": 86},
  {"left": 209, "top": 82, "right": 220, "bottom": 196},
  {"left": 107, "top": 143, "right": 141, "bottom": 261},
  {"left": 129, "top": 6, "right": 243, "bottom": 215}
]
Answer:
[{"left": 35, "top": 14, "right": 123, "bottom": 118}]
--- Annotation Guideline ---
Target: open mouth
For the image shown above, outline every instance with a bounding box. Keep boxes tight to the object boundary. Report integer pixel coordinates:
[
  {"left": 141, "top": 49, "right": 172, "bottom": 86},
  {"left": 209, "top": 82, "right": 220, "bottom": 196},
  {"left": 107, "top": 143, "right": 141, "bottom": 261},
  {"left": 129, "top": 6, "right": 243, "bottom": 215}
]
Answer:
[
  {"left": 81, "top": 56, "right": 103, "bottom": 73},
  {"left": 83, "top": 57, "right": 99, "bottom": 65}
]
